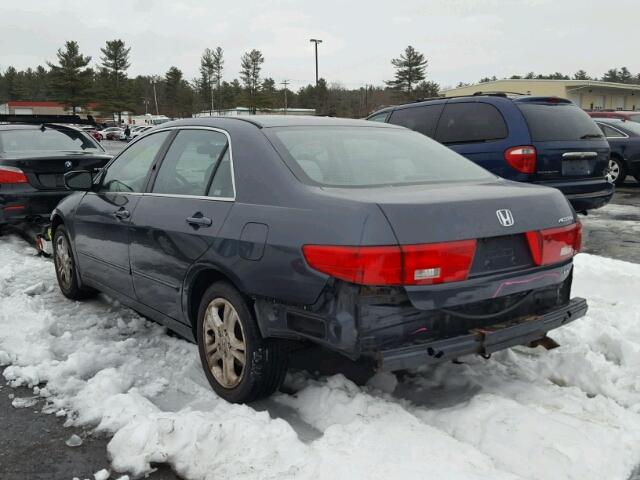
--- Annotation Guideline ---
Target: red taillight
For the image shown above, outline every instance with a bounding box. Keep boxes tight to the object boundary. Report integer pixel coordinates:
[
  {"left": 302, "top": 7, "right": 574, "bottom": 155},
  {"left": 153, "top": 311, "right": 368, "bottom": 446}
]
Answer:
[
  {"left": 526, "top": 222, "right": 582, "bottom": 266},
  {"left": 0, "top": 166, "right": 28, "bottom": 184},
  {"left": 504, "top": 146, "right": 536, "bottom": 174},
  {"left": 302, "top": 240, "right": 477, "bottom": 286}
]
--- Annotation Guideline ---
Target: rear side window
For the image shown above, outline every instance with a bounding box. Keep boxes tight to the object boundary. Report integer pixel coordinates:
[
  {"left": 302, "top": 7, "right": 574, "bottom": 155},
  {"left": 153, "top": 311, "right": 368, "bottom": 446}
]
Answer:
[
  {"left": 435, "top": 103, "right": 508, "bottom": 144},
  {"left": 597, "top": 123, "right": 626, "bottom": 138},
  {"left": 388, "top": 104, "right": 444, "bottom": 137},
  {"left": 152, "top": 129, "right": 230, "bottom": 197},
  {"left": 518, "top": 103, "right": 603, "bottom": 141}
]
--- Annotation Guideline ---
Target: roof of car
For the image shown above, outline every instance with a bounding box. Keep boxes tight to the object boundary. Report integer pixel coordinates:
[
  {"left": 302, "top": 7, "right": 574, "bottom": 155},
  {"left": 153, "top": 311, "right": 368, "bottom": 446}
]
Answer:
[{"left": 166, "top": 115, "right": 403, "bottom": 129}]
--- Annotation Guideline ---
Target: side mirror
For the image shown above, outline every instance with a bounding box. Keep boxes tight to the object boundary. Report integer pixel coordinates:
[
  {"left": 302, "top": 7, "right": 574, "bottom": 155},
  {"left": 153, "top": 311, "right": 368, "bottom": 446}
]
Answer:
[{"left": 64, "top": 170, "right": 93, "bottom": 191}]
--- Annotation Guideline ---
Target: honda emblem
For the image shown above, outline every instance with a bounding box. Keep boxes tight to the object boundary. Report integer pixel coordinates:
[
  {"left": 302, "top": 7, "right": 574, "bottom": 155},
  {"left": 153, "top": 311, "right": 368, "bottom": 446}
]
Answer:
[
  {"left": 496, "top": 209, "right": 514, "bottom": 227},
  {"left": 65, "top": 161, "right": 73, "bottom": 169}
]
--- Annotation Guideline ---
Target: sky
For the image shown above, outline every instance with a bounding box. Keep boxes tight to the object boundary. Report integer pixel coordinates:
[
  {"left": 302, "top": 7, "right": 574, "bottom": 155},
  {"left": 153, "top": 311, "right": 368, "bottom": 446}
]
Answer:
[{"left": 0, "top": 0, "right": 637, "bottom": 91}]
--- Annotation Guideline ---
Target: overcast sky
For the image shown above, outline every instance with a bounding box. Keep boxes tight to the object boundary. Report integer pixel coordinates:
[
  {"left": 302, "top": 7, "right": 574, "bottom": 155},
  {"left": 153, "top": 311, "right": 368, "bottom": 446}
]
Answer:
[{"left": 1, "top": 0, "right": 637, "bottom": 90}]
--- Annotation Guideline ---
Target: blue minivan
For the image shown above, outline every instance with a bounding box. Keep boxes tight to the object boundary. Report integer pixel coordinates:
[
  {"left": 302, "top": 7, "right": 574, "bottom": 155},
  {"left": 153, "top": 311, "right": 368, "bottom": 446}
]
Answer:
[{"left": 368, "top": 94, "right": 613, "bottom": 212}]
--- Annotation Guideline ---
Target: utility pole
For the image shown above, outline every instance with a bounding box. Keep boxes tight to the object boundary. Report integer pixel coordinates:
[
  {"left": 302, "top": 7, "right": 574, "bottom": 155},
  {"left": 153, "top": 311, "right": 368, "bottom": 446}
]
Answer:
[
  {"left": 151, "top": 78, "right": 159, "bottom": 115},
  {"left": 210, "top": 81, "right": 214, "bottom": 116},
  {"left": 281, "top": 80, "right": 290, "bottom": 114},
  {"left": 309, "top": 39, "right": 322, "bottom": 86}
]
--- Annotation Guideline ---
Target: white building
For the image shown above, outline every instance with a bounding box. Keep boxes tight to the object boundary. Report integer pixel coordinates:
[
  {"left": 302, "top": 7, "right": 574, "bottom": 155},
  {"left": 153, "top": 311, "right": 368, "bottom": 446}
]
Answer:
[{"left": 193, "top": 107, "right": 316, "bottom": 118}]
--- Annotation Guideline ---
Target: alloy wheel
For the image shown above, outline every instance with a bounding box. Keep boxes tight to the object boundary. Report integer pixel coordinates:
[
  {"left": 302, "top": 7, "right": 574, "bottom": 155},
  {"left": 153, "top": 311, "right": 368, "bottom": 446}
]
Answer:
[
  {"left": 203, "top": 298, "right": 247, "bottom": 389},
  {"left": 55, "top": 234, "right": 73, "bottom": 290},
  {"left": 606, "top": 158, "right": 620, "bottom": 183}
]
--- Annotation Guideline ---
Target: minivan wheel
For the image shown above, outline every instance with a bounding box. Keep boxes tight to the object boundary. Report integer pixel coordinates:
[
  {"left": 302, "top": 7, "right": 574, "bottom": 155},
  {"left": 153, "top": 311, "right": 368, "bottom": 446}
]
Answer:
[
  {"left": 52, "top": 226, "right": 95, "bottom": 300},
  {"left": 197, "top": 282, "right": 288, "bottom": 403},
  {"left": 606, "top": 157, "right": 627, "bottom": 186}
]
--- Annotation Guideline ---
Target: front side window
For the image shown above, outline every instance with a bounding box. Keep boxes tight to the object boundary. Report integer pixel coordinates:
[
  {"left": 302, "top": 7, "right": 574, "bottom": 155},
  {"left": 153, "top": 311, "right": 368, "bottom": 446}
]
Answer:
[
  {"left": 152, "top": 129, "right": 229, "bottom": 196},
  {"left": 100, "top": 131, "right": 170, "bottom": 193},
  {"left": 435, "top": 103, "right": 508, "bottom": 144},
  {"left": 0, "top": 127, "right": 101, "bottom": 152},
  {"left": 388, "top": 104, "right": 444, "bottom": 138},
  {"left": 269, "top": 126, "right": 494, "bottom": 187}
]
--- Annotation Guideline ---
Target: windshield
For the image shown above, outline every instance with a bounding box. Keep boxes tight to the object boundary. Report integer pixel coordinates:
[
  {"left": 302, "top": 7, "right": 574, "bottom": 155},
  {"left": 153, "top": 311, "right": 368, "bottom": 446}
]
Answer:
[
  {"left": 628, "top": 114, "right": 640, "bottom": 124},
  {"left": 0, "top": 127, "right": 101, "bottom": 153},
  {"left": 618, "top": 121, "right": 640, "bottom": 136},
  {"left": 268, "top": 126, "right": 495, "bottom": 187},
  {"left": 518, "top": 103, "right": 604, "bottom": 141}
]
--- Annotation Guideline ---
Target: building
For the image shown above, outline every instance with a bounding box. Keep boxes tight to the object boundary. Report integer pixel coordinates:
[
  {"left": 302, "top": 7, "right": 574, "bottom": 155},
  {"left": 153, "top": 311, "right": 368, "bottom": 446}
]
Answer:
[
  {"left": 193, "top": 107, "right": 316, "bottom": 118},
  {"left": 0, "top": 101, "right": 68, "bottom": 115},
  {"left": 130, "top": 114, "right": 171, "bottom": 126},
  {"left": 441, "top": 79, "right": 640, "bottom": 111}
]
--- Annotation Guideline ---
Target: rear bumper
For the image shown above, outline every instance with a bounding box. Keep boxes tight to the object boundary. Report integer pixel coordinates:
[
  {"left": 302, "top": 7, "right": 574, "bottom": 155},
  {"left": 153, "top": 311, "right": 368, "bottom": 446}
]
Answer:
[
  {"left": 0, "top": 189, "right": 69, "bottom": 225},
  {"left": 379, "top": 297, "right": 587, "bottom": 371},
  {"left": 535, "top": 178, "right": 614, "bottom": 212}
]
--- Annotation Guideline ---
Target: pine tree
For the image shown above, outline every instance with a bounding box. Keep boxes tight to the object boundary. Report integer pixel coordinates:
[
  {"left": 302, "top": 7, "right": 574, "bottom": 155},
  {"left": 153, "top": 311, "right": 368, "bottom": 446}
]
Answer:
[
  {"left": 199, "top": 47, "right": 224, "bottom": 113},
  {"left": 240, "top": 49, "right": 264, "bottom": 112},
  {"left": 99, "top": 39, "right": 131, "bottom": 123},
  {"left": 573, "top": 70, "right": 590, "bottom": 80},
  {"left": 602, "top": 68, "right": 620, "bottom": 82},
  {"left": 47, "top": 41, "right": 92, "bottom": 114},
  {"left": 619, "top": 67, "right": 632, "bottom": 84},
  {"left": 386, "top": 46, "right": 428, "bottom": 96}
]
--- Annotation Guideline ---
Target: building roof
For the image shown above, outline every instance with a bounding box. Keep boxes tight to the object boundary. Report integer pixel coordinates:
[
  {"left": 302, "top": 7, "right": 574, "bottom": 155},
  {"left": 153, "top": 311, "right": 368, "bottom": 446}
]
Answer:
[{"left": 442, "top": 79, "right": 640, "bottom": 94}]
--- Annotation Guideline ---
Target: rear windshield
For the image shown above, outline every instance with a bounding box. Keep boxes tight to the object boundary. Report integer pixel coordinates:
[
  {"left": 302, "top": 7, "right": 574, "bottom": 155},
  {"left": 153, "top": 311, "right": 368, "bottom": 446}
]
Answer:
[
  {"left": 0, "top": 127, "right": 101, "bottom": 152},
  {"left": 629, "top": 114, "right": 640, "bottom": 124},
  {"left": 268, "top": 126, "right": 495, "bottom": 187},
  {"left": 518, "top": 103, "right": 604, "bottom": 142}
]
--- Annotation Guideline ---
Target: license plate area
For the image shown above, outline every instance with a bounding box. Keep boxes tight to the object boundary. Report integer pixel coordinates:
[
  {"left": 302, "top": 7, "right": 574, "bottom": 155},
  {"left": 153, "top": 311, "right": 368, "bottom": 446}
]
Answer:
[{"left": 562, "top": 159, "right": 594, "bottom": 176}]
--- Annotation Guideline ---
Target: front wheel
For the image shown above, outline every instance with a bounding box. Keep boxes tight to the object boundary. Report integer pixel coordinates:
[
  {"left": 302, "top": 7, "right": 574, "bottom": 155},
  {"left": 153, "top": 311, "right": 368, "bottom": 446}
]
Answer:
[
  {"left": 197, "top": 282, "right": 288, "bottom": 403},
  {"left": 606, "top": 157, "right": 627, "bottom": 186},
  {"left": 52, "top": 226, "right": 95, "bottom": 300}
]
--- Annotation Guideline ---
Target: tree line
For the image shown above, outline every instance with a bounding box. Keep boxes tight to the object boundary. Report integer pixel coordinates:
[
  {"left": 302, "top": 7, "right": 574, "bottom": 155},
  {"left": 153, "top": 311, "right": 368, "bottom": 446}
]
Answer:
[
  {"left": 0, "top": 41, "right": 437, "bottom": 120},
  {"left": 458, "top": 67, "right": 640, "bottom": 87}
]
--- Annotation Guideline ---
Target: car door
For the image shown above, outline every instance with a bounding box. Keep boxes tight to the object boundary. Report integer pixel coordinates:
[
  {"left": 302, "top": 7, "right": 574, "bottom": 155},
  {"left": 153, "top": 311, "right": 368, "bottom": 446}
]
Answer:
[
  {"left": 129, "top": 128, "right": 235, "bottom": 321},
  {"left": 73, "top": 130, "right": 172, "bottom": 297}
]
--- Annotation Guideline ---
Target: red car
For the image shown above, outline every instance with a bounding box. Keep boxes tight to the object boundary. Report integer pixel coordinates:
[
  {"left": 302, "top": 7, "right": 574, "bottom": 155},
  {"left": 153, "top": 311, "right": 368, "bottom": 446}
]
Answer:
[{"left": 587, "top": 110, "right": 640, "bottom": 123}]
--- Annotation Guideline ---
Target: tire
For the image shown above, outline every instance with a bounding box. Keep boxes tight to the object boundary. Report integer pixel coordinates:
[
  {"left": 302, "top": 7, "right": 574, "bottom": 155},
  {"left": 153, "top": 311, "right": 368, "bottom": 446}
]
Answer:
[
  {"left": 196, "top": 282, "right": 288, "bottom": 403},
  {"left": 52, "top": 225, "right": 95, "bottom": 300},
  {"left": 607, "top": 156, "right": 627, "bottom": 187}
]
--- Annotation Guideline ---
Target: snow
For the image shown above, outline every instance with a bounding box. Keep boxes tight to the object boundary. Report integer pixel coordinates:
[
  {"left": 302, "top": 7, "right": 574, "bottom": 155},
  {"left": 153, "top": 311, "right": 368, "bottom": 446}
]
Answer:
[{"left": 1, "top": 234, "right": 640, "bottom": 479}]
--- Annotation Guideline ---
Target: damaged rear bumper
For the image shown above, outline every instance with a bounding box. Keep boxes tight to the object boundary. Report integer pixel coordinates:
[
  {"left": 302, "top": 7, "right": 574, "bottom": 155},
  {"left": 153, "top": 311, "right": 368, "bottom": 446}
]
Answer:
[{"left": 378, "top": 297, "right": 587, "bottom": 371}]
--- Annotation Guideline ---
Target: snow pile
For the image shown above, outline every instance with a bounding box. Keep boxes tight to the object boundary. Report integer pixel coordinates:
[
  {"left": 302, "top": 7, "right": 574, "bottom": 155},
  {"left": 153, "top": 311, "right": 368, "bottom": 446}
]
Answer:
[{"left": 1, "top": 234, "right": 640, "bottom": 479}]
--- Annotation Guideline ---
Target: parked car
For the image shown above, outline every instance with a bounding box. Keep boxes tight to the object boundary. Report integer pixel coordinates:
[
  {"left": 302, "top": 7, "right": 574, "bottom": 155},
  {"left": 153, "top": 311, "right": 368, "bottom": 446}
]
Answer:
[
  {"left": 129, "top": 125, "right": 153, "bottom": 140},
  {"left": 98, "top": 127, "right": 123, "bottom": 140},
  {"left": 52, "top": 116, "right": 587, "bottom": 403},
  {"left": 588, "top": 110, "right": 640, "bottom": 124},
  {"left": 368, "top": 94, "right": 613, "bottom": 213},
  {"left": 593, "top": 118, "right": 640, "bottom": 185},
  {"left": 80, "top": 125, "right": 101, "bottom": 142},
  {"left": 0, "top": 119, "right": 111, "bottom": 229}
]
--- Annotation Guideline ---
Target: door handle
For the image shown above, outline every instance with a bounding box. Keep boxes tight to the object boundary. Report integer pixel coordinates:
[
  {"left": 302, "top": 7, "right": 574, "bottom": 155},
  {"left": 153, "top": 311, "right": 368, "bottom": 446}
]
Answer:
[
  {"left": 113, "top": 208, "right": 130, "bottom": 220},
  {"left": 186, "top": 214, "right": 212, "bottom": 227}
]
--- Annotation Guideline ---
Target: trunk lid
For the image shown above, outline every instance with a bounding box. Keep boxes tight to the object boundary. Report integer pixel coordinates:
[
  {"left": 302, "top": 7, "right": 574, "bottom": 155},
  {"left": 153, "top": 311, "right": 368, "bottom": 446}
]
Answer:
[
  {"left": 322, "top": 179, "right": 574, "bottom": 245},
  {"left": 3, "top": 152, "right": 111, "bottom": 190}
]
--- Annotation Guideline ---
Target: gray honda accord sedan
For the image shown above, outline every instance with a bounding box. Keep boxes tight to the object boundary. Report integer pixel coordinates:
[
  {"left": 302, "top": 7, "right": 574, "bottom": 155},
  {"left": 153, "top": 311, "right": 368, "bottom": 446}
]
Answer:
[{"left": 51, "top": 116, "right": 587, "bottom": 403}]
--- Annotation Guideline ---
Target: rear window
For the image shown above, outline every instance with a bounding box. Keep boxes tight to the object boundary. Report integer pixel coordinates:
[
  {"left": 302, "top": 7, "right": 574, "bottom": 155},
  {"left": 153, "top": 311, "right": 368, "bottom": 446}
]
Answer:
[
  {"left": 268, "top": 126, "right": 495, "bottom": 187},
  {"left": 0, "top": 127, "right": 100, "bottom": 152},
  {"left": 518, "top": 103, "right": 604, "bottom": 141}
]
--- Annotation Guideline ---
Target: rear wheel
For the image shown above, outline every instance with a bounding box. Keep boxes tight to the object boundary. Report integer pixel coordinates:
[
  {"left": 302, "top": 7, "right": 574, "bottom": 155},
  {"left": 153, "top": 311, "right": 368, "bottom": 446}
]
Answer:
[
  {"left": 52, "top": 226, "right": 95, "bottom": 300},
  {"left": 197, "top": 282, "right": 288, "bottom": 403},
  {"left": 606, "top": 156, "right": 627, "bottom": 186}
]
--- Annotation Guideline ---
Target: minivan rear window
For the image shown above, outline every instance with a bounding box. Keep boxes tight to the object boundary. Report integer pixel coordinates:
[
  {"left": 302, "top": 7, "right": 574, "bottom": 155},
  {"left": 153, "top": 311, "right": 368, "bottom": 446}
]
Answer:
[
  {"left": 268, "top": 126, "right": 495, "bottom": 187},
  {"left": 518, "top": 103, "right": 604, "bottom": 142}
]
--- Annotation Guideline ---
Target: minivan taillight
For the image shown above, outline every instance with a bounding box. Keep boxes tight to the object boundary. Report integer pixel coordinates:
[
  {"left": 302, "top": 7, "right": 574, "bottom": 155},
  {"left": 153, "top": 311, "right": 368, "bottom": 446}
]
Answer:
[
  {"left": 0, "top": 166, "right": 28, "bottom": 184},
  {"left": 505, "top": 146, "right": 536, "bottom": 174},
  {"left": 302, "top": 240, "right": 477, "bottom": 286},
  {"left": 526, "top": 222, "right": 582, "bottom": 266}
]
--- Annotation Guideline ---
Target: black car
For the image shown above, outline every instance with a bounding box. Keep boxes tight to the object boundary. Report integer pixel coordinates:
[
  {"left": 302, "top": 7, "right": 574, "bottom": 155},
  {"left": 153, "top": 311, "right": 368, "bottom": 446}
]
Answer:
[
  {"left": 368, "top": 94, "right": 613, "bottom": 213},
  {"left": 51, "top": 116, "right": 587, "bottom": 403},
  {"left": 0, "top": 116, "right": 111, "bottom": 229},
  {"left": 593, "top": 118, "right": 640, "bottom": 186}
]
